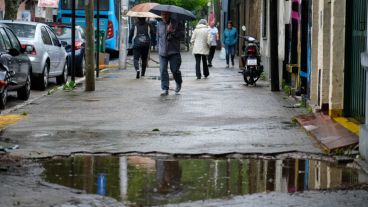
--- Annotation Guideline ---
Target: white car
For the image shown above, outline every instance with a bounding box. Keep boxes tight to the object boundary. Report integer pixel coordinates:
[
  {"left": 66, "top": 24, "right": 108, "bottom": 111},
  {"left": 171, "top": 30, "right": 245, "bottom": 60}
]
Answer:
[{"left": 0, "top": 21, "right": 68, "bottom": 90}]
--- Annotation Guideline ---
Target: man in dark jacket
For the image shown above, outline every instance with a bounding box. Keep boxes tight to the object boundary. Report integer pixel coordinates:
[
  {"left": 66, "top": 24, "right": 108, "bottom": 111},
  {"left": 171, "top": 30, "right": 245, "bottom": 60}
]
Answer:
[
  {"left": 157, "top": 11, "right": 184, "bottom": 96},
  {"left": 129, "top": 17, "right": 153, "bottom": 79}
]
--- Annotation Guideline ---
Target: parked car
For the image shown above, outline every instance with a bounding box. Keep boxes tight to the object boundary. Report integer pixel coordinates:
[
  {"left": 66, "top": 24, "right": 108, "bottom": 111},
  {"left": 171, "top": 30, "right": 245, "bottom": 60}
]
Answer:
[
  {"left": 0, "top": 21, "right": 68, "bottom": 90},
  {"left": 48, "top": 23, "right": 86, "bottom": 77},
  {"left": 0, "top": 23, "right": 31, "bottom": 109}
]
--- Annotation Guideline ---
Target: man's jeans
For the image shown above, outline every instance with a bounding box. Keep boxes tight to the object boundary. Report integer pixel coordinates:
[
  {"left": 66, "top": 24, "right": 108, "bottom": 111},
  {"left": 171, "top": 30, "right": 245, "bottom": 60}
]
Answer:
[{"left": 159, "top": 54, "right": 182, "bottom": 90}]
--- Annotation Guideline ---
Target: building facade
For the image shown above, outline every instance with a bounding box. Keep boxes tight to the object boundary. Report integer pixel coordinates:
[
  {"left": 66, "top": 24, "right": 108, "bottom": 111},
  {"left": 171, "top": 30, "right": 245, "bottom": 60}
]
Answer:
[{"left": 223, "top": 0, "right": 367, "bottom": 155}]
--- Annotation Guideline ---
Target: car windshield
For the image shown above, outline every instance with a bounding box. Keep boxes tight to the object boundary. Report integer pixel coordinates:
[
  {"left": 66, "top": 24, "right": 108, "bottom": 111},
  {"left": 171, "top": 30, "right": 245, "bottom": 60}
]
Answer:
[
  {"left": 50, "top": 26, "right": 78, "bottom": 40},
  {"left": 4, "top": 23, "right": 35, "bottom": 38}
]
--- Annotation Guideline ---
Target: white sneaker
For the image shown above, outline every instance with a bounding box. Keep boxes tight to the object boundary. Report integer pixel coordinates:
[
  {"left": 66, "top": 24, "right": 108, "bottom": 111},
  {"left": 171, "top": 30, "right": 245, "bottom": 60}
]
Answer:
[{"left": 160, "top": 90, "right": 168, "bottom": 96}]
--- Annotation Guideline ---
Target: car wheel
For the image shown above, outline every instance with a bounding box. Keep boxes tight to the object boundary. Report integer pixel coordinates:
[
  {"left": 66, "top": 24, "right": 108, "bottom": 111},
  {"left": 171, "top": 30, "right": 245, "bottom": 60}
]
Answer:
[
  {"left": 76, "top": 56, "right": 85, "bottom": 77},
  {"left": 56, "top": 61, "right": 68, "bottom": 85},
  {"left": 0, "top": 88, "right": 7, "bottom": 110},
  {"left": 17, "top": 72, "right": 31, "bottom": 100},
  {"left": 39, "top": 63, "right": 49, "bottom": 90}
]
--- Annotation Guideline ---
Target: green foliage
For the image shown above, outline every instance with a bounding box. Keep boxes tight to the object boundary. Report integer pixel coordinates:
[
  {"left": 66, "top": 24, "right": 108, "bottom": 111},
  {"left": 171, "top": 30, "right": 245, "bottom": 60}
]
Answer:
[
  {"left": 307, "top": 106, "right": 313, "bottom": 113},
  {"left": 20, "top": 112, "right": 28, "bottom": 116},
  {"left": 63, "top": 81, "right": 76, "bottom": 91},
  {"left": 282, "top": 81, "right": 292, "bottom": 96},
  {"left": 260, "top": 72, "right": 266, "bottom": 81}
]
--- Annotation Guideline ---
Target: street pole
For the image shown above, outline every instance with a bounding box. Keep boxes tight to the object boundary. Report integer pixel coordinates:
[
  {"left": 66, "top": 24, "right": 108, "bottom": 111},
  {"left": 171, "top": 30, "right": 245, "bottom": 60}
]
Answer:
[
  {"left": 85, "top": 0, "right": 95, "bottom": 91},
  {"left": 96, "top": 0, "right": 100, "bottom": 78},
  {"left": 270, "top": 0, "right": 279, "bottom": 91},
  {"left": 71, "top": 0, "right": 76, "bottom": 82},
  {"left": 119, "top": 0, "right": 129, "bottom": 69}
]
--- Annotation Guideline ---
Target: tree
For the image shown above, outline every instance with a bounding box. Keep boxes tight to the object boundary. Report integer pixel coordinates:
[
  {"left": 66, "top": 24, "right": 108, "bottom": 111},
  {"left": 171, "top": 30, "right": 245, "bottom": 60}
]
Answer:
[{"left": 4, "top": 0, "right": 22, "bottom": 20}]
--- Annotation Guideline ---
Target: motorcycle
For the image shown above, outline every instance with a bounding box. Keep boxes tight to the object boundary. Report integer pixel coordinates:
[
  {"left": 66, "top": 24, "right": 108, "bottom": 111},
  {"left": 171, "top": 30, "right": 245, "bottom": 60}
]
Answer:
[{"left": 239, "top": 26, "right": 263, "bottom": 86}]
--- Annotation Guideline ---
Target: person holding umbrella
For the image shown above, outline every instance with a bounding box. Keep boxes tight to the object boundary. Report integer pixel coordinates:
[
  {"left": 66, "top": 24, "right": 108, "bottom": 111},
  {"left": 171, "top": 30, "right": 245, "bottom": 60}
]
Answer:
[{"left": 156, "top": 11, "right": 185, "bottom": 96}]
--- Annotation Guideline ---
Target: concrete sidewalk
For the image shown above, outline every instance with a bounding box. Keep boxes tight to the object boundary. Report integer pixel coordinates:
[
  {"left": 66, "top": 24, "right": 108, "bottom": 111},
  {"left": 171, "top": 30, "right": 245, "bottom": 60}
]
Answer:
[{"left": 0, "top": 50, "right": 321, "bottom": 158}]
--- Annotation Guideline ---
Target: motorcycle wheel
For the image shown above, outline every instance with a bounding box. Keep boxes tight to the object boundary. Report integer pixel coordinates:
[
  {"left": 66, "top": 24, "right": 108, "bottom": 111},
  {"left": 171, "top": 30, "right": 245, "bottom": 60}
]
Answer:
[{"left": 243, "top": 70, "right": 255, "bottom": 85}]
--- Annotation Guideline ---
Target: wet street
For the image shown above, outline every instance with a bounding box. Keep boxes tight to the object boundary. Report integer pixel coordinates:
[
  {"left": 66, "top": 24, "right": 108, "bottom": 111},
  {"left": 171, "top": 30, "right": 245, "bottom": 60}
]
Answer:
[{"left": 0, "top": 51, "right": 367, "bottom": 206}]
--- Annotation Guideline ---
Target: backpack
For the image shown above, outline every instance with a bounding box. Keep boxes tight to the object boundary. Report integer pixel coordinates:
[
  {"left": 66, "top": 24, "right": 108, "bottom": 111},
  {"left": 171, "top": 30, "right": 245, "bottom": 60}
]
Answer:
[{"left": 134, "top": 24, "right": 151, "bottom": 47}]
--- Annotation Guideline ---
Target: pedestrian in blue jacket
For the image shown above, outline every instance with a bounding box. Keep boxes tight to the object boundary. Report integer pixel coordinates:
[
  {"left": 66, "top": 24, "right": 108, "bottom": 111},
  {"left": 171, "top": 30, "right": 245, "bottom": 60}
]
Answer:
[{"left": 222, "top": 20, "right": 238, "bottom": 68}]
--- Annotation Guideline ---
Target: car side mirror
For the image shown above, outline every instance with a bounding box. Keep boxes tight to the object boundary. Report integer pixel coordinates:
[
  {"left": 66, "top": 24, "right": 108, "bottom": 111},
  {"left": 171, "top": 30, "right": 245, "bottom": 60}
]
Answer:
[
  {"left": 20, "top": 46, "right": 26, "bottom": 53},
  {"left": 8, "top": 48, "right": 20, "bottom": 56},
  {"left": 60, "top": 41, "right": 68, "bottom": 47}
]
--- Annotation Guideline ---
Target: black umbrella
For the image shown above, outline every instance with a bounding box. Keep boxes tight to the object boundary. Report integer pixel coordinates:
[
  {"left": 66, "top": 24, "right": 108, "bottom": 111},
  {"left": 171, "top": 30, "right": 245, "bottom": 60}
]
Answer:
[{"left": 150, "top": 4, "right": 196, "bottom": 21}]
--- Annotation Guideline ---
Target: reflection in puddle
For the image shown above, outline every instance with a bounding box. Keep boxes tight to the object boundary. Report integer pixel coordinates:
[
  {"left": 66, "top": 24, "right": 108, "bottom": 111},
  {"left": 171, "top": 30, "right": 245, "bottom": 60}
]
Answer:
[{"left": 41, "top": 156, "right": 368, "bottom": 206}]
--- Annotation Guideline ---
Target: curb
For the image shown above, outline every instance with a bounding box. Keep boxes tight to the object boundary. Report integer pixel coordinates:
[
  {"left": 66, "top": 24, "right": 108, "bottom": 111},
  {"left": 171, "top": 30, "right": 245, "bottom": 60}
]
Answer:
[{"left": 1, "top": 77, "right": 86, "bottom": 116}]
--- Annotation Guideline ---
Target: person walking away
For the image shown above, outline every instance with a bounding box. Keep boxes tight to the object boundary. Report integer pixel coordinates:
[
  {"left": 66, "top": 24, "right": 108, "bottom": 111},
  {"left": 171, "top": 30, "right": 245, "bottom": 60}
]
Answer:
[
  {"left": 222, "top": 20, "right": 238, "bottom": 68},
  {"left": 190, "top": 19, "right": 211, "bottom": 79},
  {"left": 157, "top": 11, "right": 184, "bottom": 96},
  {"left": 208, "top": 22, "right": 219, "bottom": 67},
  {"left": 149, "top": 19, "right": 158, "bottom": 51},
  {"left": 128, "top": 17, "right": 153, "bottom": 79}
]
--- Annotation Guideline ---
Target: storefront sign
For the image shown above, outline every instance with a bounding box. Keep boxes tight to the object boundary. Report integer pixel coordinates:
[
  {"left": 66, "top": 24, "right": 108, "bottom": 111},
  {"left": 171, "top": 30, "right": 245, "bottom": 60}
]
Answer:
[{"left": 38, "top": 0, "right": 60, "bottom": 8}]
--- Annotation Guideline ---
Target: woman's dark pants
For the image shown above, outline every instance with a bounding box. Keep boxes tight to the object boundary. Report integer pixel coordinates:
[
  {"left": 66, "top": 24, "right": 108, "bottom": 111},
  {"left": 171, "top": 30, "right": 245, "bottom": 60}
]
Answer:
[
  {"left": 195, "top": 54, "right": 209, "bottom": 79},
  {"left": 208, "top": 46, "right": 216, "bottom": 66},
  {"left": 133, "top": 46, "right": 150, "bottom": 76}
]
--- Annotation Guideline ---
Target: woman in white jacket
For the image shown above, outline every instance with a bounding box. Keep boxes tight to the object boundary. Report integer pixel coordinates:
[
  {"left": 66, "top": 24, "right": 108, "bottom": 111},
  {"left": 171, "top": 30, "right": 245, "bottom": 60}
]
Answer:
[{"left": 191, "top": 19, "right": 211, "bottom": 79}]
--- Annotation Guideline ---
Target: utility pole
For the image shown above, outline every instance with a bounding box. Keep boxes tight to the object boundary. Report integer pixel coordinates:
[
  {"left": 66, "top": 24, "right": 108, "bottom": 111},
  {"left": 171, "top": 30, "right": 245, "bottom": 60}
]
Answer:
[
  {"left": 85, "top": 0, "right": 95, "bottom": 91},
  {"left": 71, "top": 0, "right": 76, "bottom": 82},
  {"left": 269, "top": 0, "right": 279, "bottom": 91},
  {"left": 119, "top": 0, "right": 129, "bottom": 69},
  {"left": 96, "top": 0, "right": 100, "bottom": 78}
]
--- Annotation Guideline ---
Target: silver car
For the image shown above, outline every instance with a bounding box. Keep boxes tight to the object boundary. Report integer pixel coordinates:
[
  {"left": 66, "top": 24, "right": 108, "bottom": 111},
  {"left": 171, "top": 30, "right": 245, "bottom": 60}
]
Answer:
[{"left": 0, "top": 21, "right": 68, "bottom": 90}]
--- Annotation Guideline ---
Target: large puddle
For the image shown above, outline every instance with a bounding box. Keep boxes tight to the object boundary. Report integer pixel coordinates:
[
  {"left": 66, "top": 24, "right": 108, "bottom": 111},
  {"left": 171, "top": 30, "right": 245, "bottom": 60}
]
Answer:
[{"left": 41, "top": 155, "right": 368, "bottom": 206}]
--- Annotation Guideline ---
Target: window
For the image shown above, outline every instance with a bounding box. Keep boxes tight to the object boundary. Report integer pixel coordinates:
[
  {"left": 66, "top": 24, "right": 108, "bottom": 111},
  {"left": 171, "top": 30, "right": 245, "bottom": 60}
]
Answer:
[
  {"left": 61, "top": 0, "right": 109, "bottom": 11},
  {"left": 262, "top": 0, "right": 267, "bottom": 39},
  {"left": 5, "top": 28, "right": 21, "bottom": 51},
  {"left": 46, "top": 27, "right": 60, "bottom": 46},
  {"left": 41, "top": 27, "right": 52, "bottom": 45},
  {"left": 0, "top": 28, "right": 12, "bottom": 50},
  {"left": 3, "top": 23, "right": 35, "bottom": 38}
]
